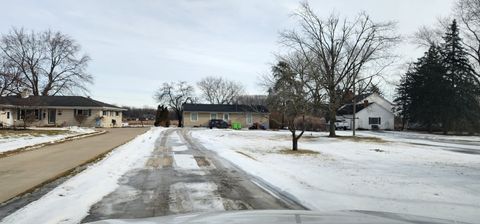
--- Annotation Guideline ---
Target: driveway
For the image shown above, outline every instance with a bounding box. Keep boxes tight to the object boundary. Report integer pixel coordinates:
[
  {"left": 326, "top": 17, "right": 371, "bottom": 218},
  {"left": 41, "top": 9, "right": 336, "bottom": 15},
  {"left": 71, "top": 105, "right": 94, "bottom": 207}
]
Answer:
[
  {"left": 0, "top": 127, "right": 149, "bottom": 204},
  {"left": 82, "top": 128, "right": 305, "bottom": 222}
]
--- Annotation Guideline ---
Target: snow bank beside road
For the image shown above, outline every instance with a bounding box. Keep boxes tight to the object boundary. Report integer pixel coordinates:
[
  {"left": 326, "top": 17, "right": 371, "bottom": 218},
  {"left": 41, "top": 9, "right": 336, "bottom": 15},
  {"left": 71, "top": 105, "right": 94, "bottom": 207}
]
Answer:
[
  {"left": 192, "top": 129, "right": 480, "bottom": 223},
  {"left": 0, "top": 127, "right": 164, "bottom": 224}
]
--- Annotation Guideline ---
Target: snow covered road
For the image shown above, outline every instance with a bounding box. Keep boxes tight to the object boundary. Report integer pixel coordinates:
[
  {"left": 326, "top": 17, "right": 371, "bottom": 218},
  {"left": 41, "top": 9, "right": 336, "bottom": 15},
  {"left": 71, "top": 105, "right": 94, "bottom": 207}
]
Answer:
[{"left": 82, "top": 128, "right": 303, "bottom": 222}]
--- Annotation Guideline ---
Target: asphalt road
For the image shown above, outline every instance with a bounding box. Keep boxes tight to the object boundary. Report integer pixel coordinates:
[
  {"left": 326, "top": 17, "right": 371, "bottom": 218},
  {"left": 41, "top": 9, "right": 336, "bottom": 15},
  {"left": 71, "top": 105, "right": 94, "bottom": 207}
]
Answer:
[
  {"left": 0, "top": 127, "right": 149, "bottom": 204},
  {"left": 82, "top": 128, "right": 306, "bottom": 223}
]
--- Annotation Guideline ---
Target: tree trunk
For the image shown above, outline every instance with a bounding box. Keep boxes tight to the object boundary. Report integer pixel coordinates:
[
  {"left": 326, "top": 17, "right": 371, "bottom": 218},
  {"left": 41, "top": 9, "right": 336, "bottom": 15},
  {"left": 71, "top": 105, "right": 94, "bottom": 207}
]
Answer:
[
  {"left": 328, "top": 90, "right": 337, "bottom": 137},
  {"left": 177, "top": 118, "right": 182, "bottom": 127},
  {"left": 177, "top": 111, "right": 183, "bottom": 127},
  {"left": 328, "top": 110, "right": 336, "bottom": 137},
  {"left": 292, "top": 134, "right": 298, "bottom": 151}
]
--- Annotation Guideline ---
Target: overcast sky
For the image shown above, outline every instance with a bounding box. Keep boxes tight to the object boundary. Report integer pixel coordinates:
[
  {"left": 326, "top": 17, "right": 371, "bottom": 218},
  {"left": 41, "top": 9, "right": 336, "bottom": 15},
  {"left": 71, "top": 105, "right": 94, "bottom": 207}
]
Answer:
[{"left": 0, "top": 0, "right": 455, "bottom": 107}]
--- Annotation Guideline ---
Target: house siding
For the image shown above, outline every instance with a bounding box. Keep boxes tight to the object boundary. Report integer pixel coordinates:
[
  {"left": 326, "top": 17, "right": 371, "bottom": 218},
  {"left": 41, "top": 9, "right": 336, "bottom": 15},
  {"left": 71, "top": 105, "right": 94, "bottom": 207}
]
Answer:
[
  {"left": 183, "top": 111, "right": 269, "bottom": 128},
  {"left": 0, "top": 108, "right": 14, "bottom": 126},
  {"left": 2, "top": 108, "right": 122, "bottom": 128},
  {"left": 341, "top": 103, "right": 394, "bottom": 130}
]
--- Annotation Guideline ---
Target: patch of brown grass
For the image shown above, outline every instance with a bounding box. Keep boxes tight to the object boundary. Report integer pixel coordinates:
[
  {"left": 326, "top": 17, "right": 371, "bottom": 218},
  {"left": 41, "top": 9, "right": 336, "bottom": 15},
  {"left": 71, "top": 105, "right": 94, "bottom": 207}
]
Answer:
[
  {"left": 278, "top": 149, "right": 320, "bottom": 155},
  {"left": 334, "top": 136, "right": 388, "bottom": 143}
]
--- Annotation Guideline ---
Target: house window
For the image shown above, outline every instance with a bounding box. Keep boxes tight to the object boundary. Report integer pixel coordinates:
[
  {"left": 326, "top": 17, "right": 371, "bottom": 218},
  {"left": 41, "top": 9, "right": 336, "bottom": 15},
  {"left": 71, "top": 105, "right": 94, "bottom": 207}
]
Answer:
[
  {"left": 102, "top": 111, "right": 107, "bottom": 116},
  {"left": 76, "top": 109, "right": 92, "bottom": 116},
  {"left": 223, "top": 113, "right": 229, "bottom": 121},
  {"left": 210, "top": 113, "right": 217, "bottom": 120},
  {"left": 17, "top": 109, "right": 40, "bottom": 120},
  {"left": 115, "top": 111, "right": 119, "bottom": 116},
  {"left": 7, "top": 112, "right": 10, "bottom": 119},
  {"left": 369, "top": 117, "right": 381, "bottom": 125},
  {"left": 190, "top": 112, "right": 198, "bottom": 121},
  {"left": 246, "top": 113, "right": 253, "bottom": 124}
]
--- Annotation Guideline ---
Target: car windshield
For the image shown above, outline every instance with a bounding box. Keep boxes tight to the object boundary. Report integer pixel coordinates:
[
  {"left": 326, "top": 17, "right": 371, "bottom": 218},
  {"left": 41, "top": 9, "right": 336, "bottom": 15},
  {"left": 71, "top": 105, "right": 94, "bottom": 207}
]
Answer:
[{"left": 0, "top": 1, "right": 479, "bottom": 224}]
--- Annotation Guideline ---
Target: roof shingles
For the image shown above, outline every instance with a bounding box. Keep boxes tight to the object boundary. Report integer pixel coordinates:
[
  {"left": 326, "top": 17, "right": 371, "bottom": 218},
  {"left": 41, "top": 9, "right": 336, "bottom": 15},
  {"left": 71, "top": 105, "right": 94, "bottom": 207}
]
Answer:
[
  {"left": 0, "top": 96, "right": 121, "bottom": 109},
  {"left": 183, "top": 104, "right": 268, "bottom": 113}
]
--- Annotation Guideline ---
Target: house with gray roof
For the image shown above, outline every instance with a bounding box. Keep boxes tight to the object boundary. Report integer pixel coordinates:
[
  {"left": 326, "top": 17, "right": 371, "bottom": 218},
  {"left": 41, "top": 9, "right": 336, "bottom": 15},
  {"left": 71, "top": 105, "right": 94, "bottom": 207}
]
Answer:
[
  {"left": 337, "top": 92, "right": 394, "bottom": 130},
  {"left": 0, "top": 95, "right": 125, "bottom": 128},
  {"left": 182, "top": 103, "right": 269, "bottom": 128}
]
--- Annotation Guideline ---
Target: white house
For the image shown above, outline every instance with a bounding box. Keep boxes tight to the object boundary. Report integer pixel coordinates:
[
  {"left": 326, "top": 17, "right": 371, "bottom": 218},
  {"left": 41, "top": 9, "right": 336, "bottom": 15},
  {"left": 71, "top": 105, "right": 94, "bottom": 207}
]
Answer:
[{"left": 337, "top": 93, "right": 394, "bottom": 130}]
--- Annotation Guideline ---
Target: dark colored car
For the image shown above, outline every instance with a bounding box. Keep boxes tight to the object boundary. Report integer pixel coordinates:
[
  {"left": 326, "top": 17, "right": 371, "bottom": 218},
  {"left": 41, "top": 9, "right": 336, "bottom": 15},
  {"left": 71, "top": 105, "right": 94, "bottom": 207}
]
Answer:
[
  {"left": 248, "top": 122, "right": 266, "bottom": 130},
  {"left": 208, "top": 119, "right": 228, "bottom": 129}
]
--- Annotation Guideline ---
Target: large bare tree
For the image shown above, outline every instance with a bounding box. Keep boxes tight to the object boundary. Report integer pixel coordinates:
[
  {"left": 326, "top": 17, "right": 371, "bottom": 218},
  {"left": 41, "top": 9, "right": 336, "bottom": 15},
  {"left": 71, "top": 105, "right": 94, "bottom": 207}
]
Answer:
[
  {"left": 197, "top": 76, "right": 244, "bottom": 104},
  {"left": 280, "top": 2, "right": 399, "bottom": 137},
  {"left": 456, "top": 0, "right": 480, "bottom": 79},
  {"left": 0, "top": 55, "right": 21, "bottom": 96},
  {"left": 154, "top": 81, "right": 196, "bottom": 127},
  {"left": 0, "top": 28, "right": 92, "bottom": 96}
]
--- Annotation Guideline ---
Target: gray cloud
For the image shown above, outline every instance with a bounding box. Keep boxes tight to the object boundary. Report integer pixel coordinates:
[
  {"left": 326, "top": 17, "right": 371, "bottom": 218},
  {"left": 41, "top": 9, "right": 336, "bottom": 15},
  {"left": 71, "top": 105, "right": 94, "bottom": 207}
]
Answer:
[{"left": 0, "top": 0, "right": 455, "bottom": 107}]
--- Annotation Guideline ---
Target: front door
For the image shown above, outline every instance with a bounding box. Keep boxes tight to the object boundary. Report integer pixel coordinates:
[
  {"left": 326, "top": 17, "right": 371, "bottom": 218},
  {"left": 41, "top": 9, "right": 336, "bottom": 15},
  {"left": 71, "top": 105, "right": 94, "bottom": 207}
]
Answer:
[{"left": 48, "top": 109, "right": 56, "bottom": 124}]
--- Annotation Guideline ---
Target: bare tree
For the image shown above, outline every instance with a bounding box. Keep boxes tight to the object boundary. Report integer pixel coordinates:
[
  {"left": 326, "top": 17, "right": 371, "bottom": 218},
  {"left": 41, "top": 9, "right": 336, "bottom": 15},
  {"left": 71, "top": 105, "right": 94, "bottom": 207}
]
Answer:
[
  {"left": 235, "top": 95, "right": 268, "bottom": 106},
  {"left": 74, "top": 114, "right": 88, "bottom": 127},
  {"left": 0, "top": 55, "right": 21, "bottom": 96},
  {"left": 197, "top": 76, "right": 244, "bottom": 104},
  {"left": 0, "top": 28, "right": 92, "bottom": 96},
  {"left": 456, "top": 0, "right": 480, "bottom": 78},
  {"left": 154, "top": 81, "right": 196, "bottom": 127},
  {"left": 280, "top": 2, "right": 400, "bottom": 137}
]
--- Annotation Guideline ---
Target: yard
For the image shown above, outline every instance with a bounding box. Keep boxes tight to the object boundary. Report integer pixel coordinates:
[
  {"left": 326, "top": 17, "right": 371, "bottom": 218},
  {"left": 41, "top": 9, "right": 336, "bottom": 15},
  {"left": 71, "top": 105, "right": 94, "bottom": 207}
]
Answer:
[
  {"left": 0, "top": 127, "right": 96, "bottom": 154},
  {"left": 192, "top": 129, "right": 480, "bottom": 223}
]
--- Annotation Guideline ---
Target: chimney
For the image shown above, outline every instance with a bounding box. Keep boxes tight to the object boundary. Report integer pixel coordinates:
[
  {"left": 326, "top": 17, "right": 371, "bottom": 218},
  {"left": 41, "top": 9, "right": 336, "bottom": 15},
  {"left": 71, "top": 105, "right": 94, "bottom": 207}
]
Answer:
[
  {"left": 363, "top": 100, "right": 368, "bottom": 108},
  {"left": 20, "top": 89, "right": 30, "bottom": 99}
]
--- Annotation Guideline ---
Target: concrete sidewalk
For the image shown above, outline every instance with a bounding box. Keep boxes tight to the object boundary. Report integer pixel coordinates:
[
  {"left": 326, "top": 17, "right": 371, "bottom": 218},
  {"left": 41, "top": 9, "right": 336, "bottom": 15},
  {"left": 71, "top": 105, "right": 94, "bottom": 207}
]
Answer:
[{"left": 0, "top": 127, "right": 149, "bottom": 203}]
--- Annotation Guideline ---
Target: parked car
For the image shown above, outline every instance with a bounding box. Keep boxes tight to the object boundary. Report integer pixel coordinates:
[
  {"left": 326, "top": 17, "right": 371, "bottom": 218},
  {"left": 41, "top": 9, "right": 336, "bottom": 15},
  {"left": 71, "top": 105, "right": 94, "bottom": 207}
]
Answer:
[
  {"left": 208, "top": 119, "right": 228, "bottom": 129},
  {"left": 327, "top": 120, "right": 351, "bottom": 130},
  {"left": 248, "top": 122, "right": 266, "bottom": 130}
]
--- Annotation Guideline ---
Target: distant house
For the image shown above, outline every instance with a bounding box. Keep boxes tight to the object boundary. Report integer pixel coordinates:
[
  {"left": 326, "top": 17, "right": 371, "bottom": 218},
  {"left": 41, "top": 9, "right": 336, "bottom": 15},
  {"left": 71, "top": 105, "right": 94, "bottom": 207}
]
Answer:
[
  {"left": 337, "top": 93, "right": 394, "bottom": 130},
  {"left": 0, "top": 96, "right": 125, "bottom": 128},
  {"left": 182, "top": 104, "right": 269, "bottom": 128}
]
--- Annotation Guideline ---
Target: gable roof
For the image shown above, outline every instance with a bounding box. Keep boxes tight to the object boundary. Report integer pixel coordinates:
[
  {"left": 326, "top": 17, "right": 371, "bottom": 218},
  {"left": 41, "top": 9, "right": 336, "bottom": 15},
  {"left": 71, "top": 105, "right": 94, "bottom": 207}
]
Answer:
[
  {"left": 337, "top": 102, "right": 373, "bottom": 115},
  {"left": 0, "top": 96, "right": 122, "bottom": 110},
  {"left": 183, "top": 104, "right": 269, "bottom": 113},
  {"left": 353, "top": 93, "right": 371, "bottom": 103}
]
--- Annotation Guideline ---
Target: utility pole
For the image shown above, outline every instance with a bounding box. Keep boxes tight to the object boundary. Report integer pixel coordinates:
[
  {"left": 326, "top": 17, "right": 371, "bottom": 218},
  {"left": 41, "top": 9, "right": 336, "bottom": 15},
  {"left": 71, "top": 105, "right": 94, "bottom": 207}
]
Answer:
[{"left": 352, "top": 77, "right": 356, "bottom": 136}]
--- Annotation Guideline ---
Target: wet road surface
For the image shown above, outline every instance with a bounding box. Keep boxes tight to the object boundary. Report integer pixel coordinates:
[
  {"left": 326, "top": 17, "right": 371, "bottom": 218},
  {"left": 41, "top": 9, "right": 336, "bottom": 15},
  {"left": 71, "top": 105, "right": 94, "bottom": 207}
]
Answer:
[{"left": 82, "top": 128, "right": 305, "bottom": 222}]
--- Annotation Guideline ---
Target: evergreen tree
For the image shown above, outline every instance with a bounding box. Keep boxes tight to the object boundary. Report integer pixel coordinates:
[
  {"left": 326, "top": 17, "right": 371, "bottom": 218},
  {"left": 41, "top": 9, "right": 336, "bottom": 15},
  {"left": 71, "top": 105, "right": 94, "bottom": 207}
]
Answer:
[
  {"left": 396, "top": 20, "right": 480, "bottom": 133},
  {"left": 395, "top": 45, "right": 447, "bottom": 132},
  {"left": 441, "top": 20, "right": 480, "bottom": 133}
]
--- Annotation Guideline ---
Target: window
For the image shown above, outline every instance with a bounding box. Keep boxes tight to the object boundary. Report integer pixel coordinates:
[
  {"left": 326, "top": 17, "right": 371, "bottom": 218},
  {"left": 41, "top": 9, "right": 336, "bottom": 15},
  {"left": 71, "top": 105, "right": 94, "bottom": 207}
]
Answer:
[
  {"left": 246, "top": 113, "right": 253, "bottom": 124},
  {"left": 102, "top": 111, "right": 107, "bottom": 116},
  {"left": 210, "top": 113, "right": 217, "bottom": 120},
  {"left": 223, "top": 113, "right": 229, "bottom": 121},
  {"left": 190, "top": 112, "right": 198, "bottom": 121},
  {"left": 7, "top": 112, "right": 10, "bottom": 119},
  {"left": 17, "top": 109, "right": 40, "bottom": 120},
  {"left": 115, "top": 111, "right": 119, "bottom": 116},
  {"left": 369, "top": 117, "right": 381, "bottom": 125},
  {"left": 76, "top": 109, "right": 92, "bottom": 116}
]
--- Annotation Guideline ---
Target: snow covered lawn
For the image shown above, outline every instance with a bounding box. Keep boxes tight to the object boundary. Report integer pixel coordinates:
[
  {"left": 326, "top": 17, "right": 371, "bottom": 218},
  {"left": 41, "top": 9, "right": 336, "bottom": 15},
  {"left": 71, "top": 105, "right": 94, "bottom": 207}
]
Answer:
[
  {"left": 192, "top": 129, "right": 480, "bottom": 223},
  {"left": 0, "top": 127, "right": 96, "bottom": 154},
  {"left": 0, "top": 127, "right": 164, "bottom": 224}
]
